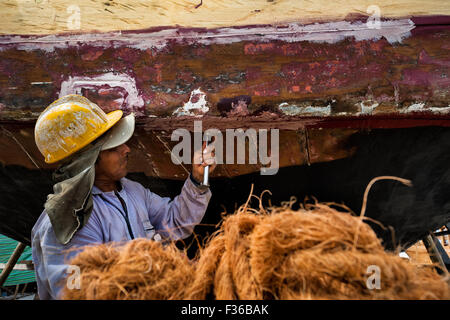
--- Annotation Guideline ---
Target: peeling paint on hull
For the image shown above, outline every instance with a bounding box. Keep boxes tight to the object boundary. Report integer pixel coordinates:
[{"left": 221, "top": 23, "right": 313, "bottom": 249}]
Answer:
[
  {"left": 0, "top": 19, "right": 448, "bottom": 125},
  {"left": 0, "top": 18, "right": 449, "bottom": 179},
  {"left": 172, "top": 88, "right": 210, "bottom": 116},
  {"left": 59, "top": 72, "right": 145, "bottom": 115},
  {"left": 0, "top": 20, "right": 415, "bottom": 53}
]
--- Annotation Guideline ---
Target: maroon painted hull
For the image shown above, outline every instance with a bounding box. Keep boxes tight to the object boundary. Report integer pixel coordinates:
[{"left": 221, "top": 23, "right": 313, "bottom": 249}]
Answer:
[{"left": 0, "top": 16, "right": 449, "bottom": 177}]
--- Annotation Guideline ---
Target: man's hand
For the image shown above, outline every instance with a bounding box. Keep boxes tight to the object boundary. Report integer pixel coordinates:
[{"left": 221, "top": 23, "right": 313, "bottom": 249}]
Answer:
[{"left": 192, "top": 141, "right": 216, "bottom": 184}]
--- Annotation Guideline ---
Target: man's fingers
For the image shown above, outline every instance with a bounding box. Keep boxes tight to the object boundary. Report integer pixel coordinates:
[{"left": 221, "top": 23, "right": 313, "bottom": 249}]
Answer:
[
  {"left": 202, "top": 148, "right": 216, "bottom": 164},
  {"left": 192, "top": 144, "right": 215, "bottom": 164},
  {"left": 201, "top": 161, "right": 217, "bottom": 170},
  {"left": 203, "top": 144, "right": 215, "bottom": 155},
  {"left": 192, "top": 141, "right": 217, "bottom": 165},
  {"left": 203, "top": 156, "right": 215, "bottom": 166}
]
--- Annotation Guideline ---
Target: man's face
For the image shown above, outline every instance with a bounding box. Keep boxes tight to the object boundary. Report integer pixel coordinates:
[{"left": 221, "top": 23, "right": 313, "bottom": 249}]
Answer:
[{"left": 95, "top": 143, "right": 130, "bottom": 182}]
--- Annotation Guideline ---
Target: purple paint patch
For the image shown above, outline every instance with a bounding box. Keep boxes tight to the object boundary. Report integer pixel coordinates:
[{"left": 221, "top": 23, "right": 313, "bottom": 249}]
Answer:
[
  {"left": 418, "top": 49, "right": 450, "bottom": 67},
  {"left": 401, "top": 68, "right": 450, "bottom": 87},
  {"left": 411, "top": 15, "right": 450, "bottom": 26}
]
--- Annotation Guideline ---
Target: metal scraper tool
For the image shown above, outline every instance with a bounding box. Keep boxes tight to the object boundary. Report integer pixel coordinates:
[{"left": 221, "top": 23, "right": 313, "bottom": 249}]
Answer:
[{"left": 202, "top": 133, "right": 211, "bottom": 187}]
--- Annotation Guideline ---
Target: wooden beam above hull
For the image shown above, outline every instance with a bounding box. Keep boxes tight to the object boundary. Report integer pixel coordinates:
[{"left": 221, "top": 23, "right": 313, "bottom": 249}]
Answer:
[{"left": 1, "top": 0, "right": 449, "bottom": 35}]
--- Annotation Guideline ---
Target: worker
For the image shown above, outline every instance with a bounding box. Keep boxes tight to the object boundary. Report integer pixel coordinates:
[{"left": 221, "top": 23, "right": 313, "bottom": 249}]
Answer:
[{"left": 31, "top": 94, "right": 216, "bottom": 299}]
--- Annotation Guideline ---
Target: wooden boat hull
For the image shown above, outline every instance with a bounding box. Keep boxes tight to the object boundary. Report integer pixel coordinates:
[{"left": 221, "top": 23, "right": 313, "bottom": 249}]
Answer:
[{"left": 0, "top": 3, "right": 449, "bottom": 251}]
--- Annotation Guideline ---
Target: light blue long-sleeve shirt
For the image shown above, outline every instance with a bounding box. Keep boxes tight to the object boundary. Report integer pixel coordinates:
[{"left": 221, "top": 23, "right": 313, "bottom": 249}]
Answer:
[{"left": 31, "top": 176, "right": 211, "bottom": 300}]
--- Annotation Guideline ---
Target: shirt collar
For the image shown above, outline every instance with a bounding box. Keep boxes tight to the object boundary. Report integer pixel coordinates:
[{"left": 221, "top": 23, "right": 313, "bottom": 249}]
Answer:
[{"left": 92, "top": 179, "right": 125, "bottom": 196}]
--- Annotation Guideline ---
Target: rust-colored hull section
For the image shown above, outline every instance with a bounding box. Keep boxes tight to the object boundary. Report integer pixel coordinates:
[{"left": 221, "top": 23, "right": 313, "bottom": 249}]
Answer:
[
  {"left": 0, "top": 18, "right": 449, "bottom": 177},
  {"left": 0, "top": 19, "right": 449, "bottom": 122}
]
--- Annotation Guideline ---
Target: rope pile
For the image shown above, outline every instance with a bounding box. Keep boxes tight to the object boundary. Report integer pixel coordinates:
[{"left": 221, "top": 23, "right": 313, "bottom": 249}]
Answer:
[
  {"left": 63, "top": 238, "right": 194, "bottom": 299},
  {"left": 62, "top": 180, "right": 450, "bottom": 300},
  {"left": 186, "top": 200, "right": 449, "bottom": 299}
]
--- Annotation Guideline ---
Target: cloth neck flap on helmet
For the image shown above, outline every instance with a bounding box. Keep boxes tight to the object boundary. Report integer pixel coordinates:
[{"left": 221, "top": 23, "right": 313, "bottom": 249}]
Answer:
[{"left": 44, "top": 136, "right": 106, "bottom": 245}]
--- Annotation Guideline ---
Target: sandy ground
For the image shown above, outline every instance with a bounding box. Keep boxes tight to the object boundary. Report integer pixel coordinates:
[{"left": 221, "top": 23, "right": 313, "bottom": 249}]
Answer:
[{"left": 405, "top": 238, "right": 450, "bottom": 266}]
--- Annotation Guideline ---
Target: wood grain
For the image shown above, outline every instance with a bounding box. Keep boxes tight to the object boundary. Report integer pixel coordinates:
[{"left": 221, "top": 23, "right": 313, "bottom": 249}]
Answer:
[{"left": 1, "top": 0, "right": 449, "bottom": 35}]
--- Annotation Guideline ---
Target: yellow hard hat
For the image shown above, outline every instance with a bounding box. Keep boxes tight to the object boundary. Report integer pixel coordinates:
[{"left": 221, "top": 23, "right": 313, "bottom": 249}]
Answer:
[{"left": 35, "top": 94, "right": 123, "bottom": 163}]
